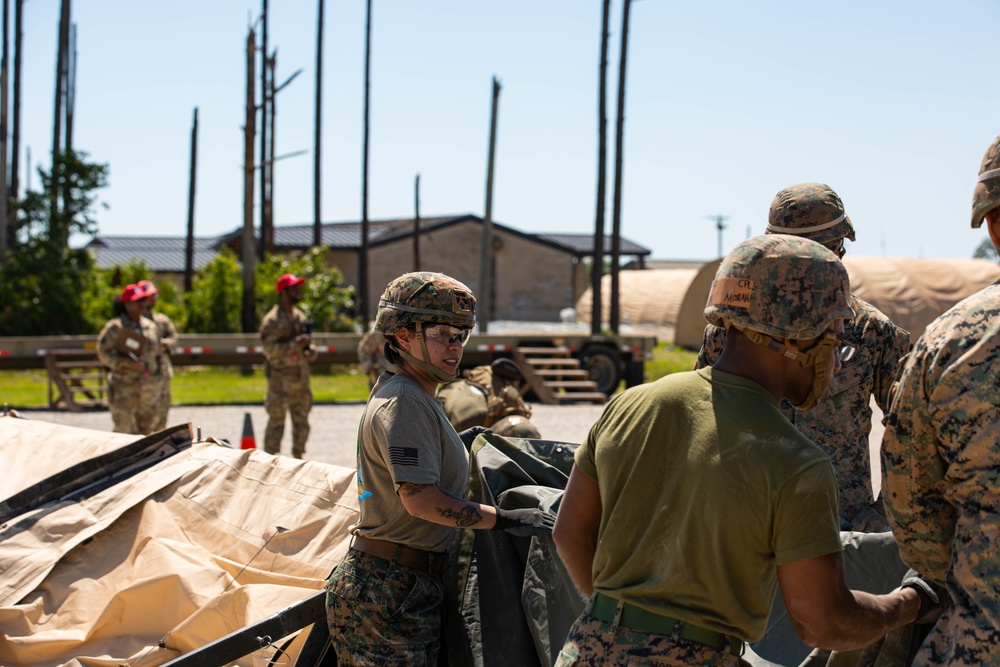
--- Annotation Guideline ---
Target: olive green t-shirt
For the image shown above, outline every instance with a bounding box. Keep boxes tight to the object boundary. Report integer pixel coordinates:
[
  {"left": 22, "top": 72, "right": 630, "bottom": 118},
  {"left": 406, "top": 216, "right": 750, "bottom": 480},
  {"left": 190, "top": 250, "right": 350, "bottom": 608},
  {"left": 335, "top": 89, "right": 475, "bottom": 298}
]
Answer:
[{"left": 576, "top": 367, "right": 842, "bottom": 641}]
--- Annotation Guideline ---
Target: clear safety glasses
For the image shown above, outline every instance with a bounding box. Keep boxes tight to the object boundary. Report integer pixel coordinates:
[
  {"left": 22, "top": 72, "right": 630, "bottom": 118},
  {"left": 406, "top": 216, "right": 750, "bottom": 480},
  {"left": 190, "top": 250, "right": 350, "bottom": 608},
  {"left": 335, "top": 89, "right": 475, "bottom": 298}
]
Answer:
[
  {"left": 824, "top": 331, "right": 856, "bottom": 364},
  {"left": 423, "top": 324, "right": 472, "bottom": 347}
]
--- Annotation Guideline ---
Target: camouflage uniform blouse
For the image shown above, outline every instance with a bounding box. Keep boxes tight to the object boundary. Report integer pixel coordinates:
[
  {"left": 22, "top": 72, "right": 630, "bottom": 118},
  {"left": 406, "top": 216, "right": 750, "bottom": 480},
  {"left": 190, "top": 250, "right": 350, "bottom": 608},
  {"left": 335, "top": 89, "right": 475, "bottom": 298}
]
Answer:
[
  {"left": 260, "top": 305, "right": 314, "bottom": 372},
  {"left": 695, "top": 295, "right": 911, "bottom": 529},
  {"left": 97, "top": 314, "right": 162, "bottom": 380},
  {"left": 881, "top": 284, "right": 1000, "bottom": 665}
]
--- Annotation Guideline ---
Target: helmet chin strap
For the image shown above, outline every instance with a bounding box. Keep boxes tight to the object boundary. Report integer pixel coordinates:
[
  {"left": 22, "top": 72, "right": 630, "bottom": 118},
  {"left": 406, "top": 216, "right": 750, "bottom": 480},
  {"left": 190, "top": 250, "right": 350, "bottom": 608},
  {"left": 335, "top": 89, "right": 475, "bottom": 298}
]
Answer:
[
  {"left": 393, "top": 322, "right": 457, "bottom": 385},
  {"left": 734, "top": 325, "right": 834, "bottom": 411}
]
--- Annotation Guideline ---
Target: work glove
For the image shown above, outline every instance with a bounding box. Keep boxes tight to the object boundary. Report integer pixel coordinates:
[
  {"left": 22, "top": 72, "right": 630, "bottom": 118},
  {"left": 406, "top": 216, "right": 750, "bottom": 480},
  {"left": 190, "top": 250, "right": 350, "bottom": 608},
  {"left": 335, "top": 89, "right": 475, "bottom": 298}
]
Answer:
[
  {"left": 458, "top": 426, "right": 492, "bottom": 448},
  {"left": 492, "top": 507, "right": 555, "bottom": 537},
  {"left": 900, "top": 569, "right": 950, "bottom": 625}
]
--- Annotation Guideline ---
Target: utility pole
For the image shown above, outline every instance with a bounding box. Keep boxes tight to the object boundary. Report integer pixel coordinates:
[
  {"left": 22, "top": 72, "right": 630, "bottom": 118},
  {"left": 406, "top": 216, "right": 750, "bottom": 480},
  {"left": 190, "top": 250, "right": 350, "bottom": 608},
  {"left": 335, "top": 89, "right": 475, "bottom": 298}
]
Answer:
[
  {"left": 313, "top": 0, "right": 324, "bottom": 247},
  {"left": 590, "top": 0, "right": 611, "bottom": 335},
  {"left": 9, "top": 0, "right": 21, "bottom": 226},
  {"left": 65, "top": 23, "right": 75, "bottom": 153},
  {"left": 242, "top": 28, "right": 257, "bottom": 334},
  {"left": 479, "top": 76, "right": 500, "bottom": 334},
  {"left": 358, "top": 0, "right": 372, "bottom": 324},
  {"left": 707, "top": 213, "right": 729, "bottom": 258},
  {"left": 609, "top": 0, "right": 633, "bottom": 335},
  {"left": 184, "top": 107, "right": 198, "bottom": 293}
]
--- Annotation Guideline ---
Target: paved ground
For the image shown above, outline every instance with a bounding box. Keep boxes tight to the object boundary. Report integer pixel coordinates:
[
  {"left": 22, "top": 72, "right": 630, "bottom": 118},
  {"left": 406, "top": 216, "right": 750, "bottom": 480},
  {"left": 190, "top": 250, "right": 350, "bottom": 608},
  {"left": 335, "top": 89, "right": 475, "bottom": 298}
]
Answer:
[{"left": 14, "top": 401, "right": 608, "bottom": 470}]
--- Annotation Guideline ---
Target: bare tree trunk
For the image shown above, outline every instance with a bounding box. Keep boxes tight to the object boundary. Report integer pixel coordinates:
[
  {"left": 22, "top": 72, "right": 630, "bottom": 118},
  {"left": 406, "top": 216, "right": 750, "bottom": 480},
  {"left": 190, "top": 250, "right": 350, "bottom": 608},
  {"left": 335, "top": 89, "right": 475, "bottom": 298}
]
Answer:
[
  {"left": 50, "top": 0, "right": 70, "bottom": 236},
  {"left": 610, "top": 0, "right": 632, "bottom": 334},
  {"left": 479, "top": 77, "right": 500, "bottom": 333},
  {"left": 9, "top": 0, "right": 20, "bottom": 220},
  {"left": 65, "top": 23, "right": 75, "bottom": 153},
  {"left": 358, "top": 0, "right": 372, "bottom": 324},
  {"left": 242, "top": 29, "right": 257, "bottom": 334},
  {"left": 591, "top": 0, "right": 611, "bottom": 335},
  {"left": 0, "top": 0, "right": 9, "bottom": 255},
  {"left": 266, "top": 51, "right": 276, "bottom": 253},
  {"left": 312, "top": 0, "right": 324, "bottom": 248},
  {"left": 184, "top": 107, "right": 198, "bottom": 292},
  {"left": 413, "top": 173, "right": 420, "bottom": 271},
  {"left": 258, "top": 0, "right": 268, "bottom": 260}
]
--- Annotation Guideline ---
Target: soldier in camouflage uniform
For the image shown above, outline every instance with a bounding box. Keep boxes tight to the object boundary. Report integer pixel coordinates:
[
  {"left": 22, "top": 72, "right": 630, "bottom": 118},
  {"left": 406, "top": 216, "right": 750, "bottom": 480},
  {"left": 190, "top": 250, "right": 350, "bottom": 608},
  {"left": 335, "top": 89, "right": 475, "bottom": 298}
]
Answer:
[
  {"left": 553, "top": 236, "right": 935, "bottom": 666},
  {"left": 137, "top": 280, "right": 177, "bottom": 432},
  {"left": 881, "top": 135, "right": 1000, "bottom": 665},
  {"left": 97, "top": 284, "right": 163, "bottom": 435},
  {"left": 436, "top": 357, "right": 542, "bottom": 437},
  {"left": 695, "top": 183, "right": 911, "bottom": 532},
  {"left": 326, "top": 271, "right": 554, "bottom": 665},
  {"left": 259, "top": 273, "right": 317, "bottom": 459}
]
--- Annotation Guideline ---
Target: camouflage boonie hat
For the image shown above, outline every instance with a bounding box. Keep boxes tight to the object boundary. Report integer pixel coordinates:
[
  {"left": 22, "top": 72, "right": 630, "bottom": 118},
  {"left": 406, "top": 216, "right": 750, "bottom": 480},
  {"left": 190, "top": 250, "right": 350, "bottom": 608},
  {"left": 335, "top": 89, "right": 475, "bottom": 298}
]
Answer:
[
  {"left": 491, "top": 415, "right": 541, "bottom": 439},
  {"left": 971, "top": 135, "right": 1000, "bottom": 228},
  {"left": 766, "top": 183, "right": 856, "bottom": 246},
  {"left": 375, "top": 271, "right": 476, "bottom": 335},
  {"left": 705, "top": 234, "right": 854, "bottom": 340}
]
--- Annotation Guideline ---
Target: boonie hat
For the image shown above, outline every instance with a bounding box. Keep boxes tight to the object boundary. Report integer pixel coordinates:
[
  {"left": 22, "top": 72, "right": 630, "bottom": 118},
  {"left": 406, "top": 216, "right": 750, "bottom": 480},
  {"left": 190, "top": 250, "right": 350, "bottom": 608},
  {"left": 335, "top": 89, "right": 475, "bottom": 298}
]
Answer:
[{"left": 276, "top": 273, "right": 306, "bottom": 294}]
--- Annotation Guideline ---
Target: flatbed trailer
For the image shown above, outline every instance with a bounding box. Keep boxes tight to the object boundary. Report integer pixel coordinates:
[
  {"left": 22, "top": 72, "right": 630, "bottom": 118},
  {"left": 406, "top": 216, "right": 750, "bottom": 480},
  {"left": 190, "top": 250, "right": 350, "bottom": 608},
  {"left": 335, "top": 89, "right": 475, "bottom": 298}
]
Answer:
[{"left": 0, "top": 329, "right": 657, "bottom": 402}]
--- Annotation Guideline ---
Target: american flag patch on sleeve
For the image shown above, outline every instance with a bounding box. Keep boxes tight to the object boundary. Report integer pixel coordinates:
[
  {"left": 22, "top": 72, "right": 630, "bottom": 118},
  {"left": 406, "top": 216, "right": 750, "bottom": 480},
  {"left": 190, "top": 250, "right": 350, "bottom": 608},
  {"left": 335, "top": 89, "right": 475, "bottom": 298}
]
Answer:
[{"left": 389, "top": 446, "right": 419, "bottom": 467}]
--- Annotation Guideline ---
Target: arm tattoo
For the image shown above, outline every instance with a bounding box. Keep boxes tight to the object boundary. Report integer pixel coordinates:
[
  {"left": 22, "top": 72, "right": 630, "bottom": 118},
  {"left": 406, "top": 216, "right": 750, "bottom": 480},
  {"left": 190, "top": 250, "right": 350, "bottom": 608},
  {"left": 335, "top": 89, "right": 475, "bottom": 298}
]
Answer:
[
  {"left": 398, "top": 482, "right": 426, "bottom": 498},
  {"left": 436, "top": 505, "right": 483, "bottom": 528}
]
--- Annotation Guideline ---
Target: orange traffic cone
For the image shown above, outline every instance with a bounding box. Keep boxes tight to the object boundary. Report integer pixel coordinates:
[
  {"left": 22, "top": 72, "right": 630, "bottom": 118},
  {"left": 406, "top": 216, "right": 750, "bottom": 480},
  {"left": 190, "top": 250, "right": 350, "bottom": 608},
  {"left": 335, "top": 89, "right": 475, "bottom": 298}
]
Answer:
[{"left": 240, "top": 412, "right": 257, "bottom": 450}]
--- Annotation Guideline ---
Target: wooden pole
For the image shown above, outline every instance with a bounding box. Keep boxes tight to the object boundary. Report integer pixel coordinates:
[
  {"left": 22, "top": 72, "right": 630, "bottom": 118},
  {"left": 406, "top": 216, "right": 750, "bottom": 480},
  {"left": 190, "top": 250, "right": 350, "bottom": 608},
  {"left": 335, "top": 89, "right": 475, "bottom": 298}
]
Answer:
[
  {"left": 413, "top": 173, "right": 420, "bottom": 271},
  {"left": 51, "top": 0, "right": 69, "bottom": 232},
  {"left": 258, "top": 0, "right": 268, "bottom": 260},
  {"left": 312, "top": 0, "right": 323, "bottom": 248},
  {"left": 65, "top": 23, "right": 75, "bottom": 152},
  {"left": 9, "top": 0, "right": 20, "bottom": 218},
  {"left": 479, "top": 76, "right": 500, "bottom": 333},
  {"left": 358, "top": 0, "right": 371, "bottom": 324},
  {"left": 242, "top": 28, "right": 257, "bottom": 334},
  {"left": 590, "top": 0, "right": 611, "bottom": 335},
  {"left": 184, "top": 107, "right": 198, "bottom": 292},
  {"left": 266, "top": 50, "right": 276, "bottom": 253},
  {"left": 609, "top": 0, "right": 632, "bottom": 334},
  {"left": 0, "top": 0, "right": 9, "bottom": 255}
]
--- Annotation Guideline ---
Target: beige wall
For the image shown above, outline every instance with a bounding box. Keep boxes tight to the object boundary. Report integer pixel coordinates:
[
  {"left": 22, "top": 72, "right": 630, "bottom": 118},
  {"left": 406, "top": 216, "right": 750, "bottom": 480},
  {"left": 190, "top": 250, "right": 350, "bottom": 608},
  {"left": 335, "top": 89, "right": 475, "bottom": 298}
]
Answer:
[{"left": 340, "top": 221, "right": 579, "bottom": 323}]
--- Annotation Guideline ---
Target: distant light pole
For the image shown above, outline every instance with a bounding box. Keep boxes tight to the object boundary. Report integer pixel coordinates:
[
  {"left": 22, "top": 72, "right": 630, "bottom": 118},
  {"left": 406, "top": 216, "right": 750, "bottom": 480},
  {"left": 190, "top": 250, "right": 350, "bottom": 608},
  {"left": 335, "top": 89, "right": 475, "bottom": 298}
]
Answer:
[{"left": 707, "top": 213, "right": 729, "bottom": 258}]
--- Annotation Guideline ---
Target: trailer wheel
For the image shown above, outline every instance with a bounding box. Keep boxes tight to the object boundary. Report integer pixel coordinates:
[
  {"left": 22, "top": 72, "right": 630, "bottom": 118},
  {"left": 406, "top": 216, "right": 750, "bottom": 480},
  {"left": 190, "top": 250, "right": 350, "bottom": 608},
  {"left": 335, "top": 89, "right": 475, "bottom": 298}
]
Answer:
[{"left": 580, "top": 348, "right": 622, "bottom": 395}]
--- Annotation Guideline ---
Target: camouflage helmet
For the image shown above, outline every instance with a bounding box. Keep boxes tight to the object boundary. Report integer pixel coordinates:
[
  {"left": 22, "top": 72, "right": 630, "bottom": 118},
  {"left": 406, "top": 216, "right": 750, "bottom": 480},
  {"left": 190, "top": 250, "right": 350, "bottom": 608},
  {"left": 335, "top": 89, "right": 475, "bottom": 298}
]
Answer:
[
  {"left": 375, "top": 271, "right": 476, "bottom": 335},
  {"left": 491, "top": 415, "right": 541, "bottom": 439},
  {"left": 705, "top": 234, "right": 854, "bottom": 340},
  {"left": 766, "top": 183, "right": 856, "bottom": 247},
  {"left": 971, "top": 135, "right": 1000, "bottom": 229}
]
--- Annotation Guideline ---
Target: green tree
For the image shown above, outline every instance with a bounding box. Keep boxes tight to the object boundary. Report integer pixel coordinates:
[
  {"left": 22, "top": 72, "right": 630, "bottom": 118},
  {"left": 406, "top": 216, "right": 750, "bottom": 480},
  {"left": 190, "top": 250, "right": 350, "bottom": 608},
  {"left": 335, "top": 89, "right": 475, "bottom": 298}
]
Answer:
[
  {"left": 255, "top": 246, "right": 357, "bottom": 332},
  {"left": 183, "top": 247, "right": 243, "bottom": 333},
  {"left": 0, "top": 150, "right": 109, "bottom": 335},
  {"left": 80, "top": 260, "right": 184, "bottom": 331},
  {"left": 974, "top": 238, "right": 999, "bottom": 263}
]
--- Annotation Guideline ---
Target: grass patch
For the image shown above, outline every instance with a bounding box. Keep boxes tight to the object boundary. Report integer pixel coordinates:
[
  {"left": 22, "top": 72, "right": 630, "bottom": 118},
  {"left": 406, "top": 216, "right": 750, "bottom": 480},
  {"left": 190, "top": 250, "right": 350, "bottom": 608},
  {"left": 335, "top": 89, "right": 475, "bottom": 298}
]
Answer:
[
  {"left": 1, "top": 365, "right": 372, "bottom": 410},
  {"left": 1, "top": 342, "right": 698, "bottom": 409}
]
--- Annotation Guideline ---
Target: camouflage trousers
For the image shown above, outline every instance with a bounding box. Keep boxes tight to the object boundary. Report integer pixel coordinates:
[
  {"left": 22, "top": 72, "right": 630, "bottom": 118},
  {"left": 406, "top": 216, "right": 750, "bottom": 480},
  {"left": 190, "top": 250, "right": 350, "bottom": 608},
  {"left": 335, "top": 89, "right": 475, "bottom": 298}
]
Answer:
[
  {"left": 264, "top": 367, "right": 312, "bottom": 458},
  {"left": 325, "top": 549, "right": 444, "bottom": 666},
  {"left": 149, "top": 373, "right": 171, "bottom": 432},
  {"left": 108, "top": 373, "right": 161, "bottom": 435},
  {"left": 556, "top": 612, "right": 750, "bottom": 667}
]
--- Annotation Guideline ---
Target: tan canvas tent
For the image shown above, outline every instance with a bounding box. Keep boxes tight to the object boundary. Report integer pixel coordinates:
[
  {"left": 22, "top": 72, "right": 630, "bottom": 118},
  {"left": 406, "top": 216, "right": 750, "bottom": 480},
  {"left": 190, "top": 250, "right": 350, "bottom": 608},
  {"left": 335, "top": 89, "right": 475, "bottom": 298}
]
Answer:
[
  {"left": 0, "top": 416, "right": 355, "bottom": 667},
  {"left": 578, "top": 258, "right": 1000, "bottom": 350}
]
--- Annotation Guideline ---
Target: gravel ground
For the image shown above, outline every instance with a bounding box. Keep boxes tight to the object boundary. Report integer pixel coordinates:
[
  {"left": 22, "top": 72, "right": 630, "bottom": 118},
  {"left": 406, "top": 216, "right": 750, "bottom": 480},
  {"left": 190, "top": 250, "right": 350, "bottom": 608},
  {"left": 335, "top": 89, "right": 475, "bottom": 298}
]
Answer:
[
  {"left": 13, "top": 398, "right": 885, "bottom": 494},
  {"left": 13, "top": 401, "right": 608, "bottom": 469}
]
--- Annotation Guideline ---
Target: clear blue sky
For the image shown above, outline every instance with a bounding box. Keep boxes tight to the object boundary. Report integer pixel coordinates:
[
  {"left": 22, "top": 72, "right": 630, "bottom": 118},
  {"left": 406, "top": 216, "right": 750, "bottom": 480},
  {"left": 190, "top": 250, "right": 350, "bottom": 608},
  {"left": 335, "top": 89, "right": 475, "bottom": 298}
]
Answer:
[{"left": 17, "top": 1, "right": 1000, "bottom": 261}]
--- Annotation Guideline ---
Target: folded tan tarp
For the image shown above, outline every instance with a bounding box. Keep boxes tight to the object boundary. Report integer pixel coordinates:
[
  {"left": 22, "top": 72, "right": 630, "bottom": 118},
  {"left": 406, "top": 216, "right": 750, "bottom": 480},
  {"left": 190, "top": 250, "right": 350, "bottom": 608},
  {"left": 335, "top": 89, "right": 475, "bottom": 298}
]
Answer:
[{"left": 0, "top": 416, "right": 357, "bottom": 667}]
